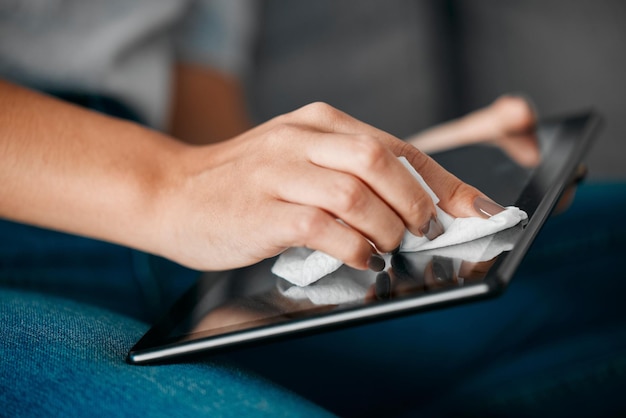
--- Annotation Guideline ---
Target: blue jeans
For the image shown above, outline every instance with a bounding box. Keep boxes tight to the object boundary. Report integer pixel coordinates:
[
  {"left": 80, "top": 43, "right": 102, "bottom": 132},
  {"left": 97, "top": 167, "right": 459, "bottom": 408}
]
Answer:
[{"left": 1, "top": 182, "right": 625, "bottom": 417}]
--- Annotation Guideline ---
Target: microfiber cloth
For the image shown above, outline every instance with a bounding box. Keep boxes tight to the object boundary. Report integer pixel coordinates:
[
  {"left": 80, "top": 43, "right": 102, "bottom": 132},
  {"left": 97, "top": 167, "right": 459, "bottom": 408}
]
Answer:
[{"left": 272, "top": 157, "right": 527, "bottom": 286}]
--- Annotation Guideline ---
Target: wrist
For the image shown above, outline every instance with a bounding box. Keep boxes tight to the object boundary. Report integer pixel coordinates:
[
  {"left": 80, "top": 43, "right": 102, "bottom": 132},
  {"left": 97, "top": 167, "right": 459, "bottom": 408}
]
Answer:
[{"left": 118, "top": 125, "right": 192, "bottom": 258}]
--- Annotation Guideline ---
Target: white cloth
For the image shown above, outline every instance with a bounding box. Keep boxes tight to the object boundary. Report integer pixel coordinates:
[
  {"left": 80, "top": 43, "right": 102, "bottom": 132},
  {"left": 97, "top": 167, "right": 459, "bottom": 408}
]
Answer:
[
  {"left": 278, "top": 223, "right": 524, "bottom": 306},
  {"left": 272, "top": 157, "right": 527, "bottom": 286},
  {"left": 278, "top": 222, "right": 525, "bottom": 305}
]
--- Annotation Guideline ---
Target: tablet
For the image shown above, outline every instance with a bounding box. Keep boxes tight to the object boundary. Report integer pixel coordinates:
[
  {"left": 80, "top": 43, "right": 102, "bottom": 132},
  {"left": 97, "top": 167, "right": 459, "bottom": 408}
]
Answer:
[{"left": 128, "top": 111, "right": 601, "bottom": 364}]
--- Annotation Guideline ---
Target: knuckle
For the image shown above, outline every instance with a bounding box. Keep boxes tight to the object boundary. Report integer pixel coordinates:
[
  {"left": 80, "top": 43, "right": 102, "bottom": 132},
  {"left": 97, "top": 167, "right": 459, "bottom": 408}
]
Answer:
[
  {"left": 376, "top": 219, "right": 406, "bottom": 253},
  {"left": 406, "top": 194, "right": 434, "bottom": 223},
  {"left": 402, "top": 142, "right": 430, "bottom": 172},
  {"left": 446, "top": 179, "right": 466, "bottom": 202},
  {"left": 334, "top": 235, "right": 371, "bottom": 269},
  {"left": 332, "top": 177, "right": 366, "bottom": 214},
  {"left": 344, "top": 248, "right": 368, "bottom": 269},
  {"left": 353, "top": 135, "right": 388, "bottom": 170},
  {"left": 389, "top": 223, "right": 407, "bottom": 250},
  {"left": 444, "top": 174, "right": 479, "bottom": 204},
  {"left": 301, "top": 101, "right": 339, "bottom": 121},
  {"left": 288, "top": 209, "right": 327, "bottom": 245}
]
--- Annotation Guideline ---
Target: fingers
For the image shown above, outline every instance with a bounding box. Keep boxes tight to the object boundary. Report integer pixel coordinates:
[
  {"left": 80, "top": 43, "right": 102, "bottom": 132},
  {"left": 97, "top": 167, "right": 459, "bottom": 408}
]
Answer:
[
  {"left": 274, "top": 102, "right": 496, "bottom": 228},
  {"left": 401, "top": 144, "right": 504, "bottom": 219},
  {"left": 280, "top": 102, "right": 410, "bottom": 156},
  {"left": 262, "top": 102, "right": 507, "bottom": 268},
  {"left": 303, "top": 131, "right": 439, "bottom": 239},
  {"left": 406, "top": 97, "right": 537, "bottom": 216},
  {"left": 495, "top": 131, "right": 541, "bottom": 168},
  {"left": 407, "top": 95, "right": 540, "bottom": 167},
  {"left": 273, "top": 163, "right": 406, "bottom": 253},
  {"left": 489, "top": 95, "right": 541, "bottom": 167},
  {"left": 271, "top": 201, "right": 379, "bottom": 271},
  {"left": 491, "top": 94, "right": 537, "bottom": 134}
]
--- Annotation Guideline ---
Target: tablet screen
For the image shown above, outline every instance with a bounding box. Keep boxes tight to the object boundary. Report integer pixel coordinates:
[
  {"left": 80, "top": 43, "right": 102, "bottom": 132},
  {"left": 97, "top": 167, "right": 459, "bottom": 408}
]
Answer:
[{"left": 128, "top": 112, "right": 599, "bottom": 363}]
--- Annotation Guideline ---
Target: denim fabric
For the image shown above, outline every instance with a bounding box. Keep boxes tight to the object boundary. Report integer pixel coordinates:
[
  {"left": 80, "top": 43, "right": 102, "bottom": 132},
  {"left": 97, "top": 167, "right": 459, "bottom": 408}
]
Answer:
[
  {"left": 0, "top": 221, "right": 199, "bottom": 322},
  {"left": 0, "top": 288, "right": 333, "bottom": 418}
]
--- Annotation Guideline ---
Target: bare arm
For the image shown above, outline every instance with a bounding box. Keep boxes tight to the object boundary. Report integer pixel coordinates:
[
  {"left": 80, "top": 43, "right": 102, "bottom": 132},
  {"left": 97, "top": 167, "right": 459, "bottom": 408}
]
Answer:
[
  {"left": 0, "top": 81, "right": 497, "bottom": 272},
  {"left": 0, "top": 80, "right": 183, "bottom": 255}
]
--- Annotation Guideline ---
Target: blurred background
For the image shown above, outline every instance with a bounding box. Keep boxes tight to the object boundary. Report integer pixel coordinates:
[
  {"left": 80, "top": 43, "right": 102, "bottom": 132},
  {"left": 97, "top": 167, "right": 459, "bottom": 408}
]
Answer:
[{"left": 246, "top": 0, "right": 626, "bottom": 179}]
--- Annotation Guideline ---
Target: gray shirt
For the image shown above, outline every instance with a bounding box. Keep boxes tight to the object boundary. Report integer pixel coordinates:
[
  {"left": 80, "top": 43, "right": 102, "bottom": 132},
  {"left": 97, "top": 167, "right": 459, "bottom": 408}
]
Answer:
[{"left": 0, "top": 0, "right": 257, "bottom": 128}]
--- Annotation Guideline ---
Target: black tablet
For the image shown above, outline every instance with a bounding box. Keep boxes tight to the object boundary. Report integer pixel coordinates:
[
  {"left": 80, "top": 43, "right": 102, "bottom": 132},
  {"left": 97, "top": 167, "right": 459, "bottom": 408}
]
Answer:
[{"left": 128, "top": 111, "right": 601, "bottom": 364}]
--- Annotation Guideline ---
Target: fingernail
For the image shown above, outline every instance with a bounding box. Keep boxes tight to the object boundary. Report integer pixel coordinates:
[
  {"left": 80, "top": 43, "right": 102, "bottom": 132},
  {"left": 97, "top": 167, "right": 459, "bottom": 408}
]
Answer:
[
  {"left": 419, "top": 216, "right": 444, "bottom": 240},
  {"left": 432, "top": 256, "right": 454, "bottom": 282},
  {"left": 473, "top": 197, "right": 505, "bottom": 218},
  {"left": 375, "top": 271, "right": 391, "bottom": 300},
  {"left": 368, "top": 253, "right": 386, "bottom": 272},
  {"left": 390, "top": 254, "right": 409, "bottom": 275}
]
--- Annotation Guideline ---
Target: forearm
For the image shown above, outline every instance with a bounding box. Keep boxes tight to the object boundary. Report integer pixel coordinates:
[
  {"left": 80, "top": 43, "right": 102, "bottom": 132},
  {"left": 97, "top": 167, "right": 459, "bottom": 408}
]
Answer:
[{"left": 0, "top": 80, "right": 184, "bottom": 255}]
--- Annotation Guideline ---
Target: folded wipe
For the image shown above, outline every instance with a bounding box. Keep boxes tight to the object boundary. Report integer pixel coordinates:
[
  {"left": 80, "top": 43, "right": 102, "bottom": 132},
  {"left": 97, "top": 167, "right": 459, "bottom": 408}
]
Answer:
[
  {"left": 272, "top": 157, "right": 527, "bottom": 286},
  {"left": 278, "top": 224, "right": 524, "bottom": 306}
]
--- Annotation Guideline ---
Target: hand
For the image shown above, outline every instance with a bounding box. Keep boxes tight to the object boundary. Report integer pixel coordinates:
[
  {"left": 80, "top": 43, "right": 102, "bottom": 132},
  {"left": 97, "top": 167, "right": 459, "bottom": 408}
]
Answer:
[
  {"left": 0, "top": 84, "right": 501, "bottom": 273},
  {"left": 408, "top": 95, "right": 540, "bottom": 167},
  {"left": 153, "top": 103, "right": 501, "bottom": 271}
]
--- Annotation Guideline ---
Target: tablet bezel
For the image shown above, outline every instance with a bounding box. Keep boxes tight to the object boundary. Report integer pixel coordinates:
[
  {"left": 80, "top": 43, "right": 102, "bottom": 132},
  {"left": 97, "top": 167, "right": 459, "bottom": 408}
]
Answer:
[{"left": 128, "top": 111, "right": 601, "bottom": 364}]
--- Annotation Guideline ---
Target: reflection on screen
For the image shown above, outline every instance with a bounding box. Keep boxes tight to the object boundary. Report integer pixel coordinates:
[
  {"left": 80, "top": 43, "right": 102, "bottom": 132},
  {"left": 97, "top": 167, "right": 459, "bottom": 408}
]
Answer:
[{"left": 180, "top": 222, "right": 525, "bottom": 341}]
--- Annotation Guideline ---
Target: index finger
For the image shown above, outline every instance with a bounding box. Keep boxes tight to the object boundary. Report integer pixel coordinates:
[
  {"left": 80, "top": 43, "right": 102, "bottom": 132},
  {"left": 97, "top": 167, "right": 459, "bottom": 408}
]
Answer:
[
  {"left": 304, "top": 132, "right": 441, "bottom": 241},
  {"left": 399, "top": 143, "right": 504, "bottom": 219}
]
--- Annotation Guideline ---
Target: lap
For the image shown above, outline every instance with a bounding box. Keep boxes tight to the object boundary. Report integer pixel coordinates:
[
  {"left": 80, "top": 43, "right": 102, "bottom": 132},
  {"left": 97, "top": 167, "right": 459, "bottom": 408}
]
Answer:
[
  {"left": 0, "top": 287, "right": 332, "bottom": 418},
  {"left": 1, "top": 182, "right": 624, "bottom": 417},
  {"left": 0, "top": 221, "right": 199, "bottom": 322}
]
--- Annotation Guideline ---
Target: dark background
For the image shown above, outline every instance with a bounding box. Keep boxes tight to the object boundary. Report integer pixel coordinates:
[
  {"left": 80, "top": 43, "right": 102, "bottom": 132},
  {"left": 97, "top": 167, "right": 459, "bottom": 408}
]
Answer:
[{"left": 247, "top": 0, "right": 626, "bottom": 179}]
